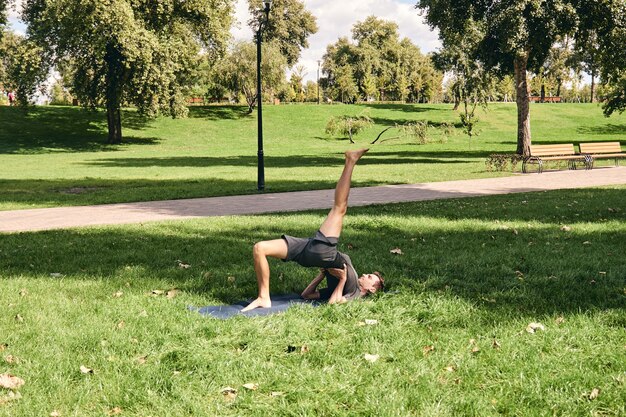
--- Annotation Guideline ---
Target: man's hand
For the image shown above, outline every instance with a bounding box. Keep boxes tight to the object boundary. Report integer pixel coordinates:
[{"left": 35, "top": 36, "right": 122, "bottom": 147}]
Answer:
[{"left": 327, "top": 264, "right": 347, "bottom": 281}]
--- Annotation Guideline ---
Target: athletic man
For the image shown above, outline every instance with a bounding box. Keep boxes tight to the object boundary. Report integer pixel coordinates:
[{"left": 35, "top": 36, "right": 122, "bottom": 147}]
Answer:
[{"left": 242, "top": 148, "right": 384, "bottom": 312}]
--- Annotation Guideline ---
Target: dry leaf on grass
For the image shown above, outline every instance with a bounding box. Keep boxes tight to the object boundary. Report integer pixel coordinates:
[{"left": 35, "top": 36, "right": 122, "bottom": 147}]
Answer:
[
  {"left": 364, "top": 354, "right": 380, "bottom": 363},
  {"left": 19, "top": 289, "right": 27, "bottom": 297},
  {"left": 107, "top": 407, "right": 122, "bottom": 415},
  {"left": 471, "top": 346, "right": 480, "bottom": 354},
  {"left": 300, "top": 345, "right": 310, "bottom": 354},
  {"left": 358, "top": 319, "right": 378, "bottom": 326},
  {"left": 242, "top": 383, "right": 258, "bottom": 391},
  {"left": 389, "top": 248, "right": 403, "bottom": 255},
  {"left": 0, "top": 344, "right": 6, "bottom": 352},
  {"left": 492, "top": 340, "right": 501, "bottom": 349},
  {"left": 4, "top": 355, "right": 18, "bottom": 364},
  {"left": 150, "top": 290, "right": 164, "bottom": 296},
  {"left": 220, "top": 387, "right": 237, "bottom": 401},
  {"left": 588, "top": 388, "right": 600, "bottom": 400},
  {"left": 177, "top": 260, "right": 191, "bottom": 269},
  {"left": 113, "top": 291, "right": 123, "bottom": 298},
  {"left": 136, "top": 355, "right": 148, "bottom": 365},
  {"left": 79, "top": 365, "right": 94, "bottom": 374},
  {"left": 166, "top": 289, "right": 179, "bottom": 299},
  {"left": 526, "top": 322, "right": 545, "bottom": 333},
  {"left": 50, "top": 411, "right": 61, "bottom": 417},
  {"left": 0, "top": 391, "right": 21, "bottom": 405},
  {"left": 14, "top": 314, "right": 24, "bottom": 322},
  {"left": 270, "top": 391, "right": 285, "bottom": 397},
  {"left": 560, "top": 225, "right": 571, "bottom": 232},
  {"left": 0, "top": 374, "right": 25, "bottom": 390},
  {"left": 555, "top": 316, "right": 565, "bottom": 325},
  {"left": 422, "top": 345, "right": 435, "bottom": 355},
  {"left": 444, "top": 365, "right": 456, "bottom": 372}
]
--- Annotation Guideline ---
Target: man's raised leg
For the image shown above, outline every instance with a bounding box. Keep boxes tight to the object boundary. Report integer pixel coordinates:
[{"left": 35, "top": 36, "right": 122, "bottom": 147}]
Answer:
[
  {"left": 241, "top": 238, "right": 288, "bottom": 312},
  {"left": 319, "top": 148, "right": 368, "bottom": 239}
]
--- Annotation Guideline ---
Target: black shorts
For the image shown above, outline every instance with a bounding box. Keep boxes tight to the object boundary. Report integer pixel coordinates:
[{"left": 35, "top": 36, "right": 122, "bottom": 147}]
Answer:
[{"left": 281, "top": 230, "right": 342, "bottom": 268}]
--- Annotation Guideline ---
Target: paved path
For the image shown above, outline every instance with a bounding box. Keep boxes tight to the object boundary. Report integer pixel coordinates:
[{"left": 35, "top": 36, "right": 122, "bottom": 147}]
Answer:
[{"left": 2, "top": 167, "right": 625, "bottom": 233}]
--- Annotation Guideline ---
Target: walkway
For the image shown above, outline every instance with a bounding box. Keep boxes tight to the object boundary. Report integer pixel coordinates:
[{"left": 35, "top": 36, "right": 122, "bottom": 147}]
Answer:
[{"left": 2, "top": 167, "right": 625, "bottom": 233}]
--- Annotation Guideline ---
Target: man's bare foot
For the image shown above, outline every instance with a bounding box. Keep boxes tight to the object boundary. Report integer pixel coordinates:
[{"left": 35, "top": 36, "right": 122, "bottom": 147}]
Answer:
[
  {"left": 345, "top": 148, "right": 369, "bottom": 163},
  {"left": 241, "top": 296, "right": 272, "bottom": 312}
]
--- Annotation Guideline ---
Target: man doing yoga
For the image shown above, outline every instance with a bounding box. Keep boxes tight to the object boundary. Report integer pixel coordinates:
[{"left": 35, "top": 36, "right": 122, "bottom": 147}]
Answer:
[{"left": 242, "top": 148, "right": 384, "bottom": 312}]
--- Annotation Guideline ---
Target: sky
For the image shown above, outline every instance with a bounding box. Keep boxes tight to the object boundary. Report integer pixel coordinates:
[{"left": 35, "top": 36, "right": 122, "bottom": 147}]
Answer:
[
  {"left": 7, "top": 0, "right": 441, "bottom": 84},
  {"left": 231, "top": 0, "right": 441, "bottom": 82}
]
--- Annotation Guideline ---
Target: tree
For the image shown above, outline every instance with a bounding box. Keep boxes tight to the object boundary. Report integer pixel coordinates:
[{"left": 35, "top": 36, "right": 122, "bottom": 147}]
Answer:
[
  {"left": 247, "top": 0, "right": 317, "bottom": 67},
  {"left": 23, "top": 0, "right": 234, "bottom": 144},
  {"left": 325, "top": 114, "right": 373, "bottom": 143},
  {"left": 0, "top": 30, "right": 48, "bottom": 105},
  {"left": 416, "top": 0, "right": 614, "bottom": 156},
  {"left": 216, "top": 41, "right": 287, "bottom": 112}
]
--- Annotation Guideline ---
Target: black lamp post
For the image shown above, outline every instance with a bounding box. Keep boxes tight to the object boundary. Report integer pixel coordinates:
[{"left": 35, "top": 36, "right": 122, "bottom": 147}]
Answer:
[
  {"left": 256, "top": 0, "right": 272, "bottom": 191},
  {"left": 317, "top": 60, "right": 321, "bottom": 105}
]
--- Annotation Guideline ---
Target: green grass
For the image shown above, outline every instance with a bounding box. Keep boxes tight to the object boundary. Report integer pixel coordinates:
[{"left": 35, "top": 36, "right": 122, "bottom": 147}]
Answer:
[
  {"left": 1, "top": 103, "right": 625, "bottom": 210},
  {"left": 1, "top": 187, "right": 625, "bottom": 416}
]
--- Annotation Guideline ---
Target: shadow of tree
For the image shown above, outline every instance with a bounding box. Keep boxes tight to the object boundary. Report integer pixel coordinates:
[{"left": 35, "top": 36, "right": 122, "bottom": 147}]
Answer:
[
  {"left": 0, "top": 106, "right": 158, "bottom": 154},
  {"left": 577, "top": 124, "right": 626, "bottom": 136},
  {"left": 1, "top": 187, "right": 624, "bottom": 314},
  {"left": 187, "top": 106, "right": 253, "bottom": 121}
]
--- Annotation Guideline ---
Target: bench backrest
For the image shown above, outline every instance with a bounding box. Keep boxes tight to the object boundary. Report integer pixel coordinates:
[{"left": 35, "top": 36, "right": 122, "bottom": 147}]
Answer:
[
  {"left": 579, "top": 142, "right": 623, "bottom": 154},
  {"left": 529, "top": 144, "right": 576, "bottom": 156}
]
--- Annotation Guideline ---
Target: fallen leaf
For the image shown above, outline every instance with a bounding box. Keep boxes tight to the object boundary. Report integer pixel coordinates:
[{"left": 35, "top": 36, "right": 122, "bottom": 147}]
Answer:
[
  {"left": 515, "top": 270, "right": 524, "bottom": 278},
  {"left": 79, "top": 365, "right": 94, "bottom": 374},
  {"left": 583, "top": 241, "right": 591, "bottom": 245},
  {"left": 139, "top": 310, "right": 148, "bottom": 317},
  {"left": 227, "top": 276, "right": 236, "bottom": 283},
  {"left": 113, "top": 291, "right": 123, "bottom": 298},
  {"left": 177, "top": 261, "right": 191, "bottom": 269},
  {"left": 270, "top": 391, "right": 285, "bottom": 397},
  {"left": 598, "top": 271, "right": 606, "bottom": 276},
  {"left": 0, "top": 344, "right": 7, "bottom": 352},
  {"left": 50, "top": 411, "right": 61, "bottom": 417},
  {"left": 444, "top": 365, "right": 456, "bottom": 372},
  {"left": 389, "top": 248, "right": 403, "bottom": 255},
  {"left": 14, "top": 314, "right": 23, "bottom": 322},
  {"left": 50, "top": 273, "right": 64, "bottom": 278},
  {"left": 512, "top": 229, "right": 518, "bottom": 235},
  {"left": 492, "top": 340, "right": 501, "bottom": 349},
  {"left": 363, "top": 319, "right": 378, "bottom": 325},
  {"left": 166, "top": 289, "right": 179, "bottom": 299},
  {"left": 4, "top": 355, "right": 18, "bottom": 364},
  {"left": 422, "top": 345, "right": 435, "bottom": 355},
  {"left": 19, "top": 289, "right": 27, "bottom": 297},
  {"left": 469, "top": 339, "right": 476, "bottom": 345},
  {"left": 117, "top": 320, "right": 125, "bottom": 329},
  {"left": 136, "top": 355, "right": 148, "bottom": 365},
  {"left": 526, "top": 322, "right": 545, "bottom": 333},
  {"left": 107, "top": 407, "right": 122, "bottom": 415},
  {"left": 347, "top": 243, "right": 354, "bottom": 250},
  {"left": 588, "top": 388, "right": 600, "bottom": 400},
  {"left": 150, "top": 290, "right": 164, "bottom": 296},
  {"left": 364, "top": 353, "right": 380, "bottom": 363},
  {"left": 0, "top": 374, "right": 25, "bottom": 390},
  {"left": 560, "top": 225, "right": 571, "bottom": 232},
  {"left": 555, "top": 316, "right": 565, "bottom": 325},
  {"left": 471, "top": 346, "right": 480, "bottom": 354},
  {"left": 300, "top": 345, "right": 309, "bottom": 354},
  {"left": 220, "top": 387, "right": 237, "bottom": 401},
  {"left": 242, "top": 383, "right": 258, "bottom": 391}
]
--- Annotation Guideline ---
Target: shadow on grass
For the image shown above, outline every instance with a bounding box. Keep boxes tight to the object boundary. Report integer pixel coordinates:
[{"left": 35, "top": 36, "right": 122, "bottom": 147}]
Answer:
[
  {"left": 81, "top": 151, "right": 472, "bottom": 169},
  {"left": 358, "top": 103, "right": 448, "bottom": 113},
  {"left": 0, "top": 106, "right": 158, "bottom": 154},
  {"left": 577, "top": 124, "right": 626, "bottom": 136},
  {"left": 1, "top": 187, "right": 624, "bottom": 314},
  {"left": 187, "top": 105, "right": 253, "bottom": 121}
]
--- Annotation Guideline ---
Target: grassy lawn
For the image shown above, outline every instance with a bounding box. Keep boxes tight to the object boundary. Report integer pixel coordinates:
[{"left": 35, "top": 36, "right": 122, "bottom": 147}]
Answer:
[
  {"left": 1, "top": 187, "right": 625, "bottom": 416},
  {"left": 0, "top": 103, "right": 625, "bottom": 210}
]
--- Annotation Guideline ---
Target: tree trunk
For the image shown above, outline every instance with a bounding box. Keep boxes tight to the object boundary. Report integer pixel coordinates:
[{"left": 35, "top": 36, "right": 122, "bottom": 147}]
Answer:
[
  {"left": 106, "top": 102, "right": 122, "bottom": 144},
  {"left": 540, "top": 84, "right": 545, "bottom": 103},
  {"left": 514, "top": 53, "right": 531, "bottom": 156},
  {"left": 105, "top": 44, "right": 123, "bottom": 144},
  {"left": 590, "top": 72, "right": 596, "bottom": 103}
]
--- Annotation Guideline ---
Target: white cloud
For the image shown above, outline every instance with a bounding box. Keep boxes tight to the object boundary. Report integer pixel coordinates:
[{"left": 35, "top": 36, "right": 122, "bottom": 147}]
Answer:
[{"left": 230, "top": 0, "right": 440, "bottom": 82}]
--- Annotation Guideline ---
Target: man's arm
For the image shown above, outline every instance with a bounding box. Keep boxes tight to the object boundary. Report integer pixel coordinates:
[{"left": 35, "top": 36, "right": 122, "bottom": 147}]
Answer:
[
  {"left": 301, "top": 269, "right": 325, "bottom": 299},
  {"left": 326, "top": 264, "right": 347, "bottom": 304}
]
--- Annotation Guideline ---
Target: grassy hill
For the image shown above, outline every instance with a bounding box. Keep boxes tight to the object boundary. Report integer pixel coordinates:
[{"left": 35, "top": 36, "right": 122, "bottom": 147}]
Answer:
[{"left": 0, "top": 103, "right": 624, "bottom": 210}]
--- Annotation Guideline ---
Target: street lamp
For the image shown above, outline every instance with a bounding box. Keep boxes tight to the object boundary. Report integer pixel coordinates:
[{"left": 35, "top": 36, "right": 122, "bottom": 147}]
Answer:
[
  {"left": 317, "top": 60, "right": 321, "bottom": 105},
  {"left": 256, "top": 0, "right": 272, "bottom": 191}
]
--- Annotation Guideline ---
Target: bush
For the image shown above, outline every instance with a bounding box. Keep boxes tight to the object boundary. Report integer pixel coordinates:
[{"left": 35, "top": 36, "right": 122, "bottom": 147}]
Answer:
[{"left": 485, "top": 154, "right": 523, "bottom": 172}]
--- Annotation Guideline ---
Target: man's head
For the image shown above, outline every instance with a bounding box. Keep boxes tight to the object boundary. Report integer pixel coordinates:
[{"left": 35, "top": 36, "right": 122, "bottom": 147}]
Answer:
[{"left": 358, "top": 271, "right": 385, "bottom": 295}]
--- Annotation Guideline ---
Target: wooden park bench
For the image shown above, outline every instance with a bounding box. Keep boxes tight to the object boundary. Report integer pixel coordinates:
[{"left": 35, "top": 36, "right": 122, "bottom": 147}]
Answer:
[
  {"left": 522, "top": 144, "right": 590, "bottom": 173},
  {"left": 579, "top": 142, "right": 626, "bottom": 168}
]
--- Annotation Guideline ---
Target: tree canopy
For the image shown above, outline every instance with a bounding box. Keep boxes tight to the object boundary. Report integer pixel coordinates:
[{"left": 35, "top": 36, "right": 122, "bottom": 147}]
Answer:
[
  {"left": 322, "top": 16, "right": 442, "bottom": 103},
  {"left": 22, "top": 0, "right": 234, "bottom": 143},
  {"left": 247, "top": 0, "right": 317, "bottom": 67},
  {"left": 416, "top": 0, "right": 623, "bottom": 155}
]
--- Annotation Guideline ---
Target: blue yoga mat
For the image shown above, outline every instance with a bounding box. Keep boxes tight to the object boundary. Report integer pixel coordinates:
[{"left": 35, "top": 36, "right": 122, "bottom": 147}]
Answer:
[{"left": 191, "top": 294, "right": 322, "bottom": 319}]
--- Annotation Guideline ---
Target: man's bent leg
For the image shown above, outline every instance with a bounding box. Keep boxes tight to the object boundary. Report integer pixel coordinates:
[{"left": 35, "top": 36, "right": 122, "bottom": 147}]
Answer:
[
  {"left": 319, "top": 148, "right": 368, "bottom": 239},
  {"left": 241, "top": 239, "right": 288, "bottom": 312}
]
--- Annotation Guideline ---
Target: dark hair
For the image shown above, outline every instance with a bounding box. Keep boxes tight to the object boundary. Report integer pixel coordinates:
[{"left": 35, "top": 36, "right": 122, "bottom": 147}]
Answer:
[{"left": 372, "top": 271, "right": 385, "bottom": 292}]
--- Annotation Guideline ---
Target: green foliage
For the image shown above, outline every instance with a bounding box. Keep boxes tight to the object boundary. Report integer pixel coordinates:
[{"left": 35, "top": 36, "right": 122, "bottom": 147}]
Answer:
[
  {"left": 0, "top": 30, "right": 48, "bottom": 106},
  {"left": 485, "top": 153, "right": 523, "bottom": 172},
  {"left": 48, "top": 79, "right": 73, "bottom": 106},
  {"left": 213, "top": 41, "right": 287, "bottom": 112},
  {"left": 325, "top": 114, "right": 373, "bottom": 143},
  {"left": 322, "top": 16, "right": 442, "bottom": 103},
  {"left": 247, "top": 0, "right": 318, "bottom": 67},
  {"left": 22, "top": 0, "right": 235, "bottom": 142}
]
